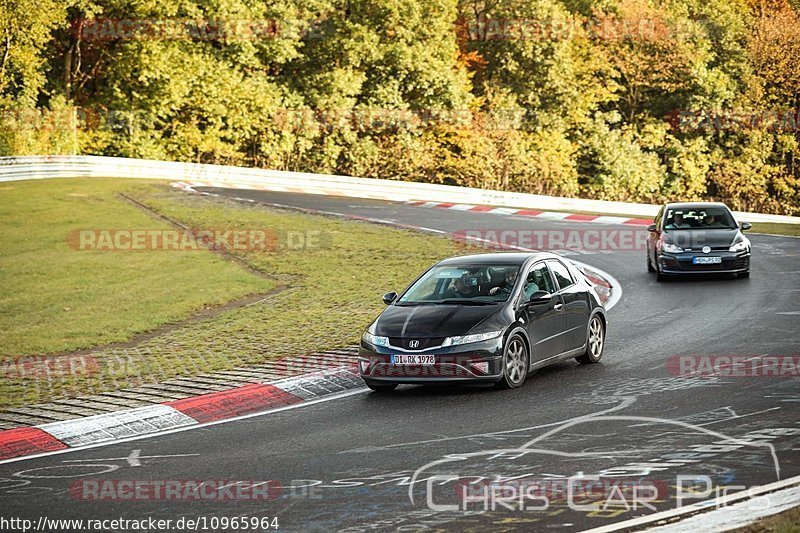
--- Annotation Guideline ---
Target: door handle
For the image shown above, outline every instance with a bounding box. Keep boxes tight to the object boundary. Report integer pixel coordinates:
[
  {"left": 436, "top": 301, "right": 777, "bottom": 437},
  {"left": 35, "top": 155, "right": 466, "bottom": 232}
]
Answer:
[{"left": 554, "top": 303, "right": 563, "bottom": 311}]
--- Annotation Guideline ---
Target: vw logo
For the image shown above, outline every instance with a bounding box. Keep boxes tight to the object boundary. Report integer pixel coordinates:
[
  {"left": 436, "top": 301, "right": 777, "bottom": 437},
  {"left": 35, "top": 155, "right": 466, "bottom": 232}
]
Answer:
[
  {"left": 702, "top": 246, "right": 711, "bottom": 253},
  {"left": 409, "top": 340, "right": 420, "bottom": 349}
]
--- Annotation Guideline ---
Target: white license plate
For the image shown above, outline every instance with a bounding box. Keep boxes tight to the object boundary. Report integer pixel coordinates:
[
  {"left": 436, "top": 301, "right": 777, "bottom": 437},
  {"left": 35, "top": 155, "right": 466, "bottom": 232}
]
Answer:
[
  {"left": 693, "top": 256, "right": 722, "bottom": 264},
  {"left": 391, "top": 354, "right": 435, "bottom": 365}
]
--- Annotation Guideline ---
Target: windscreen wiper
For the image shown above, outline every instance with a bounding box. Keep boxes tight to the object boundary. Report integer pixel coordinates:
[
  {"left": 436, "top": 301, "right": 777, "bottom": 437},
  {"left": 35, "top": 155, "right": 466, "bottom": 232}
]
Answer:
[{"left": 434, "top": 299, "right": 497, "bottom": 305}]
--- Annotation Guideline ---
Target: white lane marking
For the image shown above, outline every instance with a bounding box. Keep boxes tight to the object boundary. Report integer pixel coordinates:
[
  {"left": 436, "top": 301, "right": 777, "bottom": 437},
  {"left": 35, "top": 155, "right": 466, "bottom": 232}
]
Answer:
[
  {"left": 0, "top": 388, "right": 368, "bottom": 466},
  {"left": 646, "top": 485, "right": 800, "bottom": 533},
  {"left": 488, "top": 207, "right": 518, "bottom": 215},
  {"left": 61, "top": 450, "right": 198, "bottom": 466},
  {"left": 590, "top": 216, "right": 631, "bottom": 224},
  {"left": 582, "top": 474, "right": 800, "bottom": 533},
  {"left": 535, "top": 211, "right": 571, "bottom": 220}
]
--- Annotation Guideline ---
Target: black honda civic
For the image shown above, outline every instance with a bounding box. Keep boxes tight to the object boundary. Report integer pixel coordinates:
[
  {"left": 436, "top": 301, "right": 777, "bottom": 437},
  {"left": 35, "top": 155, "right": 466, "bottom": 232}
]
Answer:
[
  {"left": 646, "top": 202, "right": 751, "bottom": 281},
  {"left": 358, "top": 252, "right": 607, "bottom": 392}
]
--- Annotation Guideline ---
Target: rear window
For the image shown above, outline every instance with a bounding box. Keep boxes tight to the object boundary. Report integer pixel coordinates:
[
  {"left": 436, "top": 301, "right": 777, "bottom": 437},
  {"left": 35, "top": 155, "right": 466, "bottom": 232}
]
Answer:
[{"left": 548, "top": 260, "right": 574, "bottom": 290}]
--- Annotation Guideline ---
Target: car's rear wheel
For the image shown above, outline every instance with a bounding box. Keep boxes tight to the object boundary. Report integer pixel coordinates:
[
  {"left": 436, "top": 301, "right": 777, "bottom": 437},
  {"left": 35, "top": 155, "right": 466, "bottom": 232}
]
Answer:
[
  {"left": 364, "top": 381, "right": 397, "bottom": 393},
  {"left": 497, "top": 334, "right": 528, "bottom": 389},
  {"left": 576, "top": 315, "right": 605, "bottom": 364},
  {"left": 647, "top": 251, "right": 655, "bottom": 272}
]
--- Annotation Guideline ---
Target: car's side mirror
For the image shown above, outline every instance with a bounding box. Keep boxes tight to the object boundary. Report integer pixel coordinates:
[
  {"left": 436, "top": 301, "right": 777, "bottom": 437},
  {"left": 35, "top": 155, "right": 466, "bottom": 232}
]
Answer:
[
  {"left": 740, "top": 222, "right": 751, "bottom": 231},
  {"left": 382, "top": 291, "right": 398, "bottom": 305},
  {"left": 647, "top": 224, "right": 657, "bottom": 232},
  {"left": 526, "top": 290, "right": 552, "bottom": 305}
]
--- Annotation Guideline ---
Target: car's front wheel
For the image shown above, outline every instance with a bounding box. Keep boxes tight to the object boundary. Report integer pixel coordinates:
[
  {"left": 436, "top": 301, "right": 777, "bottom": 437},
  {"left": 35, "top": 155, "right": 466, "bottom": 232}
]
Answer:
[
  {"left": 498, "top": 334, "right": 528, "bottom": 389},
  {"left": 576, "top": 315, "right": 605, "bottom": 364}
]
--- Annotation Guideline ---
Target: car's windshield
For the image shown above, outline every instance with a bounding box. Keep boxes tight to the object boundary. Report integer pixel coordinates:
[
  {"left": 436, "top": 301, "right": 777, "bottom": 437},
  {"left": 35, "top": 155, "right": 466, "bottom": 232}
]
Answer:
[
  {"left": 398, "top": 264, "right": 521, "bottom": 304},
  {"left": 664, "top": 207, "right": 737, "bottom": 230}
]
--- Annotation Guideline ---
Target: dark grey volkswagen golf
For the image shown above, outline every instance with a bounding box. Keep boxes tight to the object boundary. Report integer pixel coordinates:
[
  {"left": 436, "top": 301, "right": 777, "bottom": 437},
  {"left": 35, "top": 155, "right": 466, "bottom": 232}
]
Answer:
[
  {"left": 646, "top": 202, "right": 751, "bottom": 281},
  {"left": 358, "top": 252, "right": 607, "bottom": 392}
]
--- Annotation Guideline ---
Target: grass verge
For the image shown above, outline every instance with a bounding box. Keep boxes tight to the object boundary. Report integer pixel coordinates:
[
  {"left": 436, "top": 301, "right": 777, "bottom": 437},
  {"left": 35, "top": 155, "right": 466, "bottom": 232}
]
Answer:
[
  {"left": 0, "top": 179, "right": 272, "bottom": 355},
  {"left": 735, "top": 505, "right": 800, "bottom": 532},
  {"left": 0, "top": 179, "right": 473, "bottom": 407}
]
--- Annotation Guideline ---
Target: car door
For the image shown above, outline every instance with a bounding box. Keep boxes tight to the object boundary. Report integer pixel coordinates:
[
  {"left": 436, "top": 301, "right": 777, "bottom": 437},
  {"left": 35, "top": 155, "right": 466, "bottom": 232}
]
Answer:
[
  {"left": 519, "top": 261, "right": 565, "bottom": 363},
  {"left": 547, "top": 259, "right": 590, "bottom": 352}
]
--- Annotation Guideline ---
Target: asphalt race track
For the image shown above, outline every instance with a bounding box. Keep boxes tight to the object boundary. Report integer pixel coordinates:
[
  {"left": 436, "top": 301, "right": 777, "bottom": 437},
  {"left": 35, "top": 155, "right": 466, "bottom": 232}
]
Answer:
[{"left": 2, "top": 189, "right": 799, "bottom": 532}]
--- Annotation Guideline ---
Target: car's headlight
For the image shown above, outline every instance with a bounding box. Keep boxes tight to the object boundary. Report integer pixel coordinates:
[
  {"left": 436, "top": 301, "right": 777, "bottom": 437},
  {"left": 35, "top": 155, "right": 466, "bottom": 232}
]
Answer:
[
  {"left": 661, "top": 242, "right": 683, "bottom": 254},
  {"left": 362, "top": 331, "right": 389, "bottom": 347},
  {"left": 729, "top": 240, "right": 749, "bottom": 253},
  {"left": 442, "top": 330, "right": 503, "bottom": 347}
]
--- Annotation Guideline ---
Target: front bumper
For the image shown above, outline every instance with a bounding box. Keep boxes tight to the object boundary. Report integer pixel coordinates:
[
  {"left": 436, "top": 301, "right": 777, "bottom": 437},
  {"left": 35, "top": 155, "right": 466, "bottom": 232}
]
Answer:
[
  {"left": 358, "top": 336, "right": 504, "bottom": 385},
  {"left": 659, "top": 250, "right": 750, "bottom": 274}
]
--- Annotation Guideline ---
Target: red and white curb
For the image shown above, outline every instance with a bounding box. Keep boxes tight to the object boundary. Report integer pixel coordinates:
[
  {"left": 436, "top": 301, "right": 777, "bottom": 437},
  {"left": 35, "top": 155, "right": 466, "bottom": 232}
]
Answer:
[
  {"left": 404, "top": 200, "right": 652, "bottom": 226},
  {"left": 0, "top": 367, "right": 361, "bottom": 463},
  {"left": 170, "top": 182, "right": 651, "bottom": 227}
]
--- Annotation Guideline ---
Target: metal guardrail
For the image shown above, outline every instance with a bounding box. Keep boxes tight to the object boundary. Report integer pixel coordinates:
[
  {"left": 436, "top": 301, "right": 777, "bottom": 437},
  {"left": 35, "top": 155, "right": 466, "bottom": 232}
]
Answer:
[{"left": 1, "top": 155, "right": 798, "bottom": 224}]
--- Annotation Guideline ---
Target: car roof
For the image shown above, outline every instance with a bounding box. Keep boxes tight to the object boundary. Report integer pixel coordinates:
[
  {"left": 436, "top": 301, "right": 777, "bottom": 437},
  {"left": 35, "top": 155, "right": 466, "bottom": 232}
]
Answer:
[
  {"left": 664, "top": 202, "right": 731, "bottom": 211},
  {"left": 436, "top": 252, "right": 561, "bottom": 267}
]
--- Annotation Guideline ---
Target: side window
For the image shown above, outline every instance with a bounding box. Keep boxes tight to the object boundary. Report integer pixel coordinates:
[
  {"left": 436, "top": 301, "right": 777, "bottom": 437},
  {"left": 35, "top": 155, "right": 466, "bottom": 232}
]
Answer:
[
  {"left": 548, "top": 260, "right": 575, "bottom": 291},
  {"left": 655, "top": 207, "right": 664, "bottom": 230},
  {"left": 523, "top": 263, "right": 556, "bottom": 299}
]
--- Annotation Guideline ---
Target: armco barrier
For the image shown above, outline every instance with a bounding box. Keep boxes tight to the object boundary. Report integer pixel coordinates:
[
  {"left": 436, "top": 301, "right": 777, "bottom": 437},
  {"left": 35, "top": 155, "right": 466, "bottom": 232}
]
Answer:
[{"left": 1, "top": 155, "right": 798, "bottom": 225}]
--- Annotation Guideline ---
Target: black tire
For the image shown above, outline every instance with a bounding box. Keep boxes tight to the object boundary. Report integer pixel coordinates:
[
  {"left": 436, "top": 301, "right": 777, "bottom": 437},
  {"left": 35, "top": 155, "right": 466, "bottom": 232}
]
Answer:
[
  {"left": 365, "top": 382, "right": 397, "bottom": 393},
  {"left": 576, "top": 315, "right": 605, "bottom": 364},
  {"left": 497, "top": 334, "right": 528, "bottom": 389},
  {"left": 656, "top": 268, "right": 666, "bottom": 282},
  {"left": 647, "top": 251, "right": 655, "bottom": 272}
]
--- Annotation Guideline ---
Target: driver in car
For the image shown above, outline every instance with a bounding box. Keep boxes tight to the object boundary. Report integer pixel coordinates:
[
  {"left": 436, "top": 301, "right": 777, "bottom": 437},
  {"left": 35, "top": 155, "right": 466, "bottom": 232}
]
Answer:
[
  {"left": 447, "top": 273, "right": 479, "bottom": 298},
  {"left": 670, "top": 212, "right": 691, "bottom": 229},
  {"left": 489, "top": 269, "right": 518, "bottom": 297}
]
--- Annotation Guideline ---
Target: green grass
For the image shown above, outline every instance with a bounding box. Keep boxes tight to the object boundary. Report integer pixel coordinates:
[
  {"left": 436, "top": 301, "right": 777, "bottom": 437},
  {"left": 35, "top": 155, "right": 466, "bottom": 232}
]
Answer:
[
  {"left": 749, "top": 222, "right": 800, "bottom": 237},
  {"left": 0, "top": 179, "right": 473, "bottom": 407},
  {"left": 0, "top": 179, "right": 273, "bottom": 356}
]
